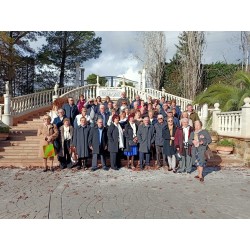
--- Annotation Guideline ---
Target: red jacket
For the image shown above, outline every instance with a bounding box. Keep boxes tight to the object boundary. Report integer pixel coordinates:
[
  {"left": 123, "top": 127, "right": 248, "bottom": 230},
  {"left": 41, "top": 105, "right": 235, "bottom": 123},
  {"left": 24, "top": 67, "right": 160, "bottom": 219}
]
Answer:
[{"left": 174, "top": 126, "right": 193, "bottom": 156}]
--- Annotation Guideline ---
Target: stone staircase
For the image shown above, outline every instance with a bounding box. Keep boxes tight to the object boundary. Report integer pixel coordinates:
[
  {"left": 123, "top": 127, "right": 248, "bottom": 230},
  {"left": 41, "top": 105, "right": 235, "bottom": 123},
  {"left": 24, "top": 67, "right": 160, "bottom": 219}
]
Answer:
[{"left": 0, "top": 113, "right": 59, "bottom": 168}]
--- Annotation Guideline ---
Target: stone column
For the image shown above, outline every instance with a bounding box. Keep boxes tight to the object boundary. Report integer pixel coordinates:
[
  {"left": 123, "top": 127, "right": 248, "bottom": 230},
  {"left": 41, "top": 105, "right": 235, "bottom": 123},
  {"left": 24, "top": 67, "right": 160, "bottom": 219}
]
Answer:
[
  {"left": 142, "top": 68, "right": 146, "bottom": 91},
  {"left": 96, "top": 75, "right": 100, "bottom": 97},
  {"left": 201, "top": 103, "right": 208, "bottom": 128},
  {"left": 2, "top": 81, "right": 13, "bottom": 126},
  {"left": 212, "top": 103, "right": 221, "bottom": 132},
  {"left": 241, "top": 97, "right": 250, "bottom": 138}
]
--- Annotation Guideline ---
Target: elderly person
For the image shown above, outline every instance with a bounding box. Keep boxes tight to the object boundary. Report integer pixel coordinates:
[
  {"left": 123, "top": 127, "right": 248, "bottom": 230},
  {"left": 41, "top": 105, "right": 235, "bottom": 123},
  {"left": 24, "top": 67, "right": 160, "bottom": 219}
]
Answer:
[
  {"left": 131, "top": 95, "right": 141, "bottom": 108},
  {"left": 174, "top": 118, "right": 194, "bottom": 174},
  {"left": 107, "top": 114, "right": 124, "bottom": 170},
  {"left": 154, "top": 114, "right": 168, "bottom": 169},
  {"left": 72, "top": 117, "right": 91, "bottom": 170},
  {"left": 163, "top": 117, "right": 178, "bottom": 172},
  {"left": 94, "top": 104, "right": 110, "bottom": 127},
  {"left": 124, "top": 114, "right": 138, "bottom": 170},
  {"left": 58, "top": 118, "right": 74, "bottom": 169},
  {"left": 186, "top": 104, "right": 200, "bottom": 125},
  {"left": 74, "top": 107, "right": 91, "bottom": 127},
  {"left": 37, "top": 115, "right": 59, "bottom": 172},
  {"left": 137, "top": 116, "right": 155, "bottom": 170},
  {"left": 53, "top": 108, "right": 66, "bottom": 129},
  {"left": 180, "top": 111, "right": 193, "bottom": 127},
  {"left": 88, "top": 118, "right": 109, "bottom": 171},
  {"left": 189, "top": 120, "right": 212, "bottom": 182},
  {"left": 62, "top": 97, "right": 79, "bottom": 126},
  {"left": 117, "top": 91, "right": 130, "bottom": 108}
]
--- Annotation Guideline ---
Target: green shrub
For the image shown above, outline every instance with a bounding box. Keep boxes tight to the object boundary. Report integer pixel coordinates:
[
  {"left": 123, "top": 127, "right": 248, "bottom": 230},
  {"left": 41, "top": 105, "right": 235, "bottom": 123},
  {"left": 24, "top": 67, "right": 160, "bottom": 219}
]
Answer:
[
  {"left": 0, "top": 121, "right": 10, "bottom": 133},
  {"left": 217, "top": 139, "right": 235, "bottom": 147}
]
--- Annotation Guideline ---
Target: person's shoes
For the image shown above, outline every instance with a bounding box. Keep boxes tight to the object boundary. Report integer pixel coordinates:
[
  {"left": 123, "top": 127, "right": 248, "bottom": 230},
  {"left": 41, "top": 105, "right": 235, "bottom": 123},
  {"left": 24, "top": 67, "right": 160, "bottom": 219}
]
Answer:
[
  {"left": 76, "top": 165, "right": 82, "bottom": 170},
  {"left": 186, "top": 171, "right": 191, "bottom": 174},
  {"left": 67, "top": 164, "right": 73, "bottom": 169},
  {"left": 102, "top": 166, "right": 109, "bottom": 171},
  {"left": 91, "top": 166, "right": 98, "bottom": 172},
  {"left": 50, "top": 167, "right": 54, "bottom": 172},
  {"left": 43, "top": 169, "right": 48, "bottom": 172},
  {"left": 168, "top": 167, "right": 172, "bottom": 171},
  {"left": 111, "top": 167, "right": 118, "bottom": 170},
  {"left": 194, "top": 175, "right": 200, "bottom": 179},
  {"left": 173, "top": 168, "right": 177, "bottom": 173},
  {"left": 145, "top": 165, "right": 151, "bottom": 170},
  {"left": 200, "top": 177, "right": 204, "bottom": 182}
]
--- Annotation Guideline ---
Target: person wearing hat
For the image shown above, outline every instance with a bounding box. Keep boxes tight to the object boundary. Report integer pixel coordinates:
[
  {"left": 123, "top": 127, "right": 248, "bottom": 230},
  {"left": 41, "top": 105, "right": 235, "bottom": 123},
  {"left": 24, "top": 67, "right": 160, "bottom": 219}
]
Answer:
[{"left": 124, "top": 113, "right": 138, "bottom": 170}]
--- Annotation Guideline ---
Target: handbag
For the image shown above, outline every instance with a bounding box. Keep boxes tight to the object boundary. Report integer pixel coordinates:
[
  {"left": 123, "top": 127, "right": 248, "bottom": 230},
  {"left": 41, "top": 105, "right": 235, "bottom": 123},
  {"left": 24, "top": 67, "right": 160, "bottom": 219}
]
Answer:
[
  {"left": 43, "top": 144, "right": 55, "bottom": 158},
  {"left": 204, "top": 146, "right": 213, "bottom": 160}
]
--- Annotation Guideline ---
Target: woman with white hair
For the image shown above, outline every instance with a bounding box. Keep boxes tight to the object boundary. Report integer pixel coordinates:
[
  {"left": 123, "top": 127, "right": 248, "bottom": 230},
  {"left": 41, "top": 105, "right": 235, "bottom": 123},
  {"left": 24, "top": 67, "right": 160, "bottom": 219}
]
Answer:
[{"left": 174, "top": 118, "right": 194, "bottom": 173}]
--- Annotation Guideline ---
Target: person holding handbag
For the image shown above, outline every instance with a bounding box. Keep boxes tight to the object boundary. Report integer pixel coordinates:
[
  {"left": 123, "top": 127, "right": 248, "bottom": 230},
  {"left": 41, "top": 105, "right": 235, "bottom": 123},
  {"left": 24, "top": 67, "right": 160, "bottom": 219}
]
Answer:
[
  {"left": 188, "top": 120, "right": 212, "bottom": 182},
  {"left": 124, "top": 114, "right": 138, "bottom": 170},
  {"left": 37, "top": 115, "right": 59, "bottom": 172}
]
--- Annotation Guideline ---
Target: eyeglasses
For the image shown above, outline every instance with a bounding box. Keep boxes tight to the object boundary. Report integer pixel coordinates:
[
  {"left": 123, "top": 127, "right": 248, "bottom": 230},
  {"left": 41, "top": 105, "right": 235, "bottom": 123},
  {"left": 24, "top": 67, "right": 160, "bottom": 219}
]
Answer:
[
  {"left": 167, "top": 120, "right": 173, "bottom": 122},
  {"left": 158, "top": 118, "right": 163, "bottom": 120}
]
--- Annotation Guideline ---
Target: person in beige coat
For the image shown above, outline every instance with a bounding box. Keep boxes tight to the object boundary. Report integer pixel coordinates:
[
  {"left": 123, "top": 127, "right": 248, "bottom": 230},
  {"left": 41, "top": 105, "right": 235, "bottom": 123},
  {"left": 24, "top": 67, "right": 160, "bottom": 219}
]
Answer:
[{"left": 37, "top": 115, "right": 59, "bottom": 172}]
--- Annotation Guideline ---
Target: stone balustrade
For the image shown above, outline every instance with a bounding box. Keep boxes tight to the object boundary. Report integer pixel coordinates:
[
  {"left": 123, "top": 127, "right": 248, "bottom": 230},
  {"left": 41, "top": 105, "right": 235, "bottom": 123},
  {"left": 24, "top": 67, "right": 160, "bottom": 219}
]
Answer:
[{"left": 212, "top": 97, "right": 250, "bottom": 139}]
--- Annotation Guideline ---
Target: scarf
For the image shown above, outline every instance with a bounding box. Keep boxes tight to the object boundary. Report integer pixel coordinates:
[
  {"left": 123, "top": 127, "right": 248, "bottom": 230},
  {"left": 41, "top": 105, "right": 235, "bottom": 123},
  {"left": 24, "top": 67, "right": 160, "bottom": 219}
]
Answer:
[
  {"left": 130, "top": 122, "right": 137, "bottom": 137},
  {"left": 64, "top": 126, "right": 71, "bottom": 140},
  {"left": 115, "top": 123, "right": 124, "bottom": 149}
]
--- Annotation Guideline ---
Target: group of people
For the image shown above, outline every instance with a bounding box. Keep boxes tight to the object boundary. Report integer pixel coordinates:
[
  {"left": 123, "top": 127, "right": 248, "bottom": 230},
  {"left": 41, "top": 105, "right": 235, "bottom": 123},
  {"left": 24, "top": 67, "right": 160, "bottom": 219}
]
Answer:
[{"left": 38, "top": 92, "right": 212, "bottom": 182}]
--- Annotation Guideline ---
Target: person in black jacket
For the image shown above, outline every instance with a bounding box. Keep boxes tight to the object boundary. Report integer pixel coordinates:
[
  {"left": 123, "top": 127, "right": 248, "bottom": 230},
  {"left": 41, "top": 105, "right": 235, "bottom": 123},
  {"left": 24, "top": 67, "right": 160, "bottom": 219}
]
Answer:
[
  {"left": 107, "top": 114, "right": 124, "bottom": 170},
  {"left": 62, "top": 97, "right": 79, "bottom": 126},
  {"left": 88, "top": 118, "right": 109, "bottom": 171}
]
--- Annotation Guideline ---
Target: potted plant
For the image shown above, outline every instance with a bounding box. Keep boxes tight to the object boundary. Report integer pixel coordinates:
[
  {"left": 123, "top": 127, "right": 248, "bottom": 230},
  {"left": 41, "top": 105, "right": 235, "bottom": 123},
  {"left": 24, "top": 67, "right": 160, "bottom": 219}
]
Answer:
[
  {"left": 0, "top": 121, "right": 10, "bottom": 141},
  {"left": 216, "top": 139, "right": 235, "bottom": 155},
  {"left": 209, "top": 130, "right": 219, "bottom": 143}
]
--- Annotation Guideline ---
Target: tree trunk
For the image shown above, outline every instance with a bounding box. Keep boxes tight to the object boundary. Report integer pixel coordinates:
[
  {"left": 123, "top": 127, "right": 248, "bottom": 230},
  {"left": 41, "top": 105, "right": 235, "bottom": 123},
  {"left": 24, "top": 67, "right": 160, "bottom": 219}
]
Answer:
[{"left": 59, "top": 32, "right": 68, "bottom": 87}]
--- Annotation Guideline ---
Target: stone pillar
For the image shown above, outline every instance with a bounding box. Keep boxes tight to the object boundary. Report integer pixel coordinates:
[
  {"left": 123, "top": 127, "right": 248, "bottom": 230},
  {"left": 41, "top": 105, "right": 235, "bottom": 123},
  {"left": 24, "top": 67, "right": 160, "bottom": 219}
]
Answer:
[
  {"left": 212, "top": 103, "right": 221, "bottom": 132},
  {"left": 138, "top": 71, "right": 142, "bottom": 89},
  {"left": 52, "top": 83, "right": 59, "bottom": 102},
  {"left": 142, "top": 68, "right": 146, "bottom": 91},
  {"left": 2, "top": 81, "right": 13, "bottom": 126},
  {"left": 201, "top": 103, "right": 208, "bottom": 128},
  {"left": 96, "top": 75, "right": 100, "bottom": 97},
  {"left": 241, "top": 97, "right": 250, "bottom": 138}
]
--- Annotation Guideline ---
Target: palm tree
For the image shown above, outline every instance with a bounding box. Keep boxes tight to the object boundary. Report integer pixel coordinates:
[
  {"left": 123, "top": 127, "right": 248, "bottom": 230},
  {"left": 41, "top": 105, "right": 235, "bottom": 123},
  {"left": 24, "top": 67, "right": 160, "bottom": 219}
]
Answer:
[{"left": 194, "top": 71, "right": 250, "bottom": 111}]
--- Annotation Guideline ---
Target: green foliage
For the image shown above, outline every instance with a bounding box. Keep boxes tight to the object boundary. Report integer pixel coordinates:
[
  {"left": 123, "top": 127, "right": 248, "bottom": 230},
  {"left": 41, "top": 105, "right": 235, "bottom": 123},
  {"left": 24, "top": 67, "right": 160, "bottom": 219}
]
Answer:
[
  {"left": 86, "top": 74, "right": 107, "bottom": 86},
  {"left": 37, "top": 32, "right": 102, "bottom": 87},
  {"left": 117, "top": 81, "right": 134, "bottom": 87},
  {"left": 217, "top": 139, "right": 235, "bottom": 147},
  {"left": 194, "top": 71, "right": 250, "bottom": 111},
  {"left": 0, "top": 121, "right": 10, "bottom": 133}
]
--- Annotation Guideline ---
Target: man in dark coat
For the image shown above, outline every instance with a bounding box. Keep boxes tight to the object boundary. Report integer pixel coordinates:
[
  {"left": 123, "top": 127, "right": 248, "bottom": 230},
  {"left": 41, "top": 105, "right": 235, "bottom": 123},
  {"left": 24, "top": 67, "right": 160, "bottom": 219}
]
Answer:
[
  {"left": 72, "top": 117, "right": 91, "bottom": 170},
  {"left": 88, "top": 118, "right": 108, "bottom": 171},
  {"left": 94, "top": 104, "right": 110, "bottom": 127},
  {"left": 154, "top": 114, "right": 168, "bottom": 168},
  {"left": 62, "top": 97, "right": 79, "bottom": 126},
  {"left": 107, "top": 114, "right": 124, "bottom": 170},
  {"left": 137, "top": 116, "right": 155, "bottom": 170}
]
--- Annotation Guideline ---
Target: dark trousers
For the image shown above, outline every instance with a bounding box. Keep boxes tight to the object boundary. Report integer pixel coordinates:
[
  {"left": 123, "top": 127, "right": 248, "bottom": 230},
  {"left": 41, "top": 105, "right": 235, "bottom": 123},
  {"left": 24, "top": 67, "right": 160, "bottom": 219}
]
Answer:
[
  {"left": 110, "top": 150, "right": 122, "bottom": 169},
  {"left": 59, "top": 140, "right": 71, "bottom": 167},
  {"left": 92, "top": 153, "right": 106, "bottom": 168},
  {"left": 155, "top": 145, "right": 167, "bottom": 166},
  {"left": 139, "top": 151, "right": 150, "bottom": 168}
]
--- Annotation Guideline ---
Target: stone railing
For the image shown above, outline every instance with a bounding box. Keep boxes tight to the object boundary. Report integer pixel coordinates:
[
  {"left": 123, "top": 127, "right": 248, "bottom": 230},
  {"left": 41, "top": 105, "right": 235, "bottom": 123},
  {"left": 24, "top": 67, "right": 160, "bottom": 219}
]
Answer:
[
  {"left": 212, "top": 98, "right": 250, "bottom": 138},
  {"left": 60, "top": 84, "right": 97, "bottom": 100}
]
